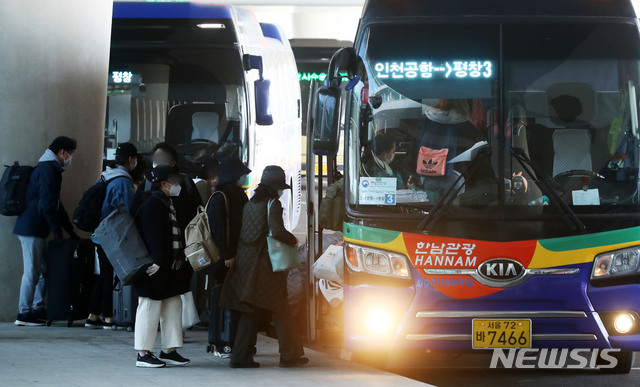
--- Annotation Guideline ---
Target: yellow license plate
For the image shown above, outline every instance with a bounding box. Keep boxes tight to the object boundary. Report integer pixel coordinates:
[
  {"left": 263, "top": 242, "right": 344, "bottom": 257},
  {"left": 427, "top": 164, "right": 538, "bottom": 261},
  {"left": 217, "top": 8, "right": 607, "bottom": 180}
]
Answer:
[{"left": 472, "top": 319, "right": 531, "bottom": 349}]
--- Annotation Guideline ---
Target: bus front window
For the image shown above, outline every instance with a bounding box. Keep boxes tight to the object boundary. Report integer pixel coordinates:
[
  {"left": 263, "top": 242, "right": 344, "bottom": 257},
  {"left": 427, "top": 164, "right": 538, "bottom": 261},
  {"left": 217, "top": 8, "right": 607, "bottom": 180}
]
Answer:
[
  {"left": 349, "top": 22, "right": 640, "bottom": 234},
  {"left": 350, "top": 24, "right": 500, "bottom": 214}
]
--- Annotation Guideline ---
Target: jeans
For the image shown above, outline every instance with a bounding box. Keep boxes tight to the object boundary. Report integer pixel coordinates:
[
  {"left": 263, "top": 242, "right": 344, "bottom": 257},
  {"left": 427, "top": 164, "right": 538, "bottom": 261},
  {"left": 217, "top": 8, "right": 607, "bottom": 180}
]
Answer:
[{"left": 18, "top": 236, "right": 47, "bottom": 315}]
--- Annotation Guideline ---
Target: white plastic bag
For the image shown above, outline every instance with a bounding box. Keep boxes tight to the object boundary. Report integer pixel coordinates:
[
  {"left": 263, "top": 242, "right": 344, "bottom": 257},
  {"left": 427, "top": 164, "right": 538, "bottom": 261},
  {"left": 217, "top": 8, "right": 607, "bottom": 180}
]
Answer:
[
  {"left": 312, "top": 244, "right": 344, "bottom": 283},
  {"left": 318, "top": 279, "right": 343, "bottom": 307},
  {"left": 181, "top": 292, "right": 200, "bottom": 330}
]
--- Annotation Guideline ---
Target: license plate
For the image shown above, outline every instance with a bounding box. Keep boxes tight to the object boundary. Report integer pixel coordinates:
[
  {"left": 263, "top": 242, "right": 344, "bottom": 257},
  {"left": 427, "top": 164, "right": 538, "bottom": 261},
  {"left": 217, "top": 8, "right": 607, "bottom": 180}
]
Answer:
[{"left": 472, "top": 319, "right": 531, "bottom": 349}]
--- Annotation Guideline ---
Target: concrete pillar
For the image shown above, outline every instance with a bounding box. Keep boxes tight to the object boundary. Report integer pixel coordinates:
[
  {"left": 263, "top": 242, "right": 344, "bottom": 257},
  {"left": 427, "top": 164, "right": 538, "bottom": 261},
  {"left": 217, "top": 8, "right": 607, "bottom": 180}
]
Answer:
[{"left": 0, "top": 1, "right": 113, "bottom": 321}]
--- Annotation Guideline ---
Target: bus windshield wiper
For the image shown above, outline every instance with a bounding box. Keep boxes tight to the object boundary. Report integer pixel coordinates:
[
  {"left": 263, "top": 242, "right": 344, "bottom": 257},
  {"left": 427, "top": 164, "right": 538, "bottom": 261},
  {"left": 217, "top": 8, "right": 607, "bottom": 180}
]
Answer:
[
  {"left": 418, "top": 143, "right": 491, "bottom": 231},
  {"left": 511, "top": 147, "right": 585, "bottom": 231}
]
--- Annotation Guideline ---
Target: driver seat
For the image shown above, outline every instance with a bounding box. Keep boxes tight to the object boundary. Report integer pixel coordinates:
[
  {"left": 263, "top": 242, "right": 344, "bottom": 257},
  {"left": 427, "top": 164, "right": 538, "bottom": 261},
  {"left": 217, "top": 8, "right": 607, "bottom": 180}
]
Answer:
[
  {"left": 191, "top": 112, "right": 219, "bottom": 142},
  {"left": 553, "top": 129, "right": 592, "bottom": 177}
]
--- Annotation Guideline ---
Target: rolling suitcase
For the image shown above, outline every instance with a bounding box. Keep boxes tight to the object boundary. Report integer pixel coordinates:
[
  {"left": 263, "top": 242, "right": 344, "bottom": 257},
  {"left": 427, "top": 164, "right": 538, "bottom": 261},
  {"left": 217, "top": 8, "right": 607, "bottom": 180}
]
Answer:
[
  {"left": 206, "top": 284, "right": 236, "bottom": 355},
  {"left": 46, "top": 239, "right": 96, "bottom": 327},
  {"left": 112, "top": 278, "right": 138, "bottom": 331}
]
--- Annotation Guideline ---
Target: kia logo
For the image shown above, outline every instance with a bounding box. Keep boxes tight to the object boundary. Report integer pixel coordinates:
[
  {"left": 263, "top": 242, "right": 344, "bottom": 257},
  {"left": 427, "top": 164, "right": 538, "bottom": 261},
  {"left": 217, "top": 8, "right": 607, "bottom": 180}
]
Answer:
[{"left": 477, "top": 258, "right": 525, "bottom": 282}]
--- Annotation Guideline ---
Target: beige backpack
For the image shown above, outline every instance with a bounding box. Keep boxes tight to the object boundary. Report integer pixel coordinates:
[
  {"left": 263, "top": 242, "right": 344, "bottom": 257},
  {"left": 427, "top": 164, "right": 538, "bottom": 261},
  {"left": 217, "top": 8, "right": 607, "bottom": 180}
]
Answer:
[{"left": 184, "top": 191, "right": 227, "bottom": 271}]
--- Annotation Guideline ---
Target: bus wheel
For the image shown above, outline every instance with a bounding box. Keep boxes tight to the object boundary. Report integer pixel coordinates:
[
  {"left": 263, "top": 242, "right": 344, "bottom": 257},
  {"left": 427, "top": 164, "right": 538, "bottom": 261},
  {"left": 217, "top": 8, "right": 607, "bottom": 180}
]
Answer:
[
  {"left": 350, "top": 351, "right": 389, "bottom": 369},
  {"left": 600, "top": 351, "right": 634, "bottom": 374}
]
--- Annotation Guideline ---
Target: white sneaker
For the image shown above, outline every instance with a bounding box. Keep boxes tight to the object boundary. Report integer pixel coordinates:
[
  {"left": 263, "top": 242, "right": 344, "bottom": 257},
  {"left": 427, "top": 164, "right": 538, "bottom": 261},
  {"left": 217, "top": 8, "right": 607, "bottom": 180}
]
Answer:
[{"left": 214, "top": 350, "right": 231, "bottom": 359}]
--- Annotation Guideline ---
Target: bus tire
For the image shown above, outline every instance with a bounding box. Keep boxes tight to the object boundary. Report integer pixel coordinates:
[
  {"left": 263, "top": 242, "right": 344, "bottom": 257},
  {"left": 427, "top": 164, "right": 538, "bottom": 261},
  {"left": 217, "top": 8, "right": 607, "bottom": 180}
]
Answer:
[
  {"left": 600, "top": 351, "right": 634, "bottom": 374},
  {"left": 350, "top": 350, "right": 389, "bottom": 369}
]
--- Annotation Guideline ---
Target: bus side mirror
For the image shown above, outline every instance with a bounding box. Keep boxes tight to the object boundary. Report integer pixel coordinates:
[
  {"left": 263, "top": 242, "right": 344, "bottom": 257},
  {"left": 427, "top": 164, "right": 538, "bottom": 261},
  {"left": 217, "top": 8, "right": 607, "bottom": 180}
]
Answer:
[
  {"left": 255, "top": 79, "right": 273, "bottom": 126},
  {"left": 312, "top": 86, "right": 341, "bottom": 155},
  {"left": 244, "top": 54, "right": 273, "bottom": 126}
]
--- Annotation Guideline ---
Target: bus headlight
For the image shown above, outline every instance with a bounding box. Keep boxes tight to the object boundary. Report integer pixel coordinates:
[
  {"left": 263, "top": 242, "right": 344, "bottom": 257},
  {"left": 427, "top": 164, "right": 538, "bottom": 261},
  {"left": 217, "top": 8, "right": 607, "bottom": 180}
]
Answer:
[
  {"left": 614, "top": 313, "right": 635, "bottom": 334},
  {"left": 365, "top": 308, "right": 392, "bottom": 334},
  {"left": 591, "top": 246, "right": 640, "bottom": 279},
  {"left": 344, "top": 243, "right": 411, "bottom": 279}
]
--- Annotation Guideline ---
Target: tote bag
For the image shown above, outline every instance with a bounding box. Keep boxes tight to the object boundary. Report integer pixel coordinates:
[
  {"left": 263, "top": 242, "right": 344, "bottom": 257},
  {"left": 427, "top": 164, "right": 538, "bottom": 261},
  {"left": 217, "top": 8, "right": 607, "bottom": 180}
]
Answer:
[{"left": 266, "top": 199, "right": 300, "bottom": 272}]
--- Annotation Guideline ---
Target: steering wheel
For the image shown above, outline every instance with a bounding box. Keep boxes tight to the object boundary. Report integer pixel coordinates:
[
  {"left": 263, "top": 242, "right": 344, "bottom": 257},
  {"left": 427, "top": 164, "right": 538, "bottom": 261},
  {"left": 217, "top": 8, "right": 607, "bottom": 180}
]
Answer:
[{"left": 553, "top": 169, "right": 604, "bottom": 198}]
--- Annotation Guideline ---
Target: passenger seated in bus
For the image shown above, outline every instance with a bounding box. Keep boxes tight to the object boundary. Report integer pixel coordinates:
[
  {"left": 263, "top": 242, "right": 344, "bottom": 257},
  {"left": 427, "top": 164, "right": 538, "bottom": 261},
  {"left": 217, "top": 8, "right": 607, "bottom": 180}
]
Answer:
[
  {"left": 407, "top": 99, "right": 489, "bottom": 201},
  {"left": 361, "top": 132, "right": 405, "bottom": 188}
]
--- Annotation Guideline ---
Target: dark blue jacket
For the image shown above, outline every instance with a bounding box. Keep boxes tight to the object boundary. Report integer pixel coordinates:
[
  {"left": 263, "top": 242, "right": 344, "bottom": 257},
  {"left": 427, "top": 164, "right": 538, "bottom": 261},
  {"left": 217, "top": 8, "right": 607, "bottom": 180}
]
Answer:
[{"left": 13, "top": 151, "right": 73, "bottom": 238}]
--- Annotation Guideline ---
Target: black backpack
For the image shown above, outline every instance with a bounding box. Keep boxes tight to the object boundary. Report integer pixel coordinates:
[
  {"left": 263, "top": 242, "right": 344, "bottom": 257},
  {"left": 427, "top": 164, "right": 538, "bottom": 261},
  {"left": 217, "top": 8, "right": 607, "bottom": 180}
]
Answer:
[
  {"left": 73, "top": 176, "right": 129, "bottom": 232},
  {"left": 0, "top": 162, "right": 35, "bottom": 216}
]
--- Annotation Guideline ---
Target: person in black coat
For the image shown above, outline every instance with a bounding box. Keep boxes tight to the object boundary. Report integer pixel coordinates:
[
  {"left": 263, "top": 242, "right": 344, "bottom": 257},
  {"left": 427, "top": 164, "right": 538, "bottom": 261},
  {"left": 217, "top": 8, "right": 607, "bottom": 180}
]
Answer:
[
  {"left": 220, "top": 166, "right": 308, "bottom": 368},
  {"left": 135, "top": 142, "right": 202, "bottom": 298},
  {"left": 13, "top": 136, "right": 79, "bottom": 326},
  {"left": 132, "top": 165, "right": 190, "bottom": 368},
  {"left": 203, "top": 156, "right": 250, "bottom": 358}
]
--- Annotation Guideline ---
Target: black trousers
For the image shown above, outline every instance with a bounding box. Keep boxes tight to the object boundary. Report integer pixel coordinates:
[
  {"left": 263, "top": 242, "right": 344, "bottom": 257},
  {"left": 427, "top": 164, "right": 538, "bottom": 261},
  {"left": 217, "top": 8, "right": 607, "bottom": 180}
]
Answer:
[
  {"left": 88, "top": 245, "right": 114, "bottom": 318},
  {"left": 231, "top": 301, "right": 304, "bottom": 365}
]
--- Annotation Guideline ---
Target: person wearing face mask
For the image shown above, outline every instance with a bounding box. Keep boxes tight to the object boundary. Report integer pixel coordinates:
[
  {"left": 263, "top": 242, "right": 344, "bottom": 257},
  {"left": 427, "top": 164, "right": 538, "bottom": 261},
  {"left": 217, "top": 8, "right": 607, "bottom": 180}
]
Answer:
[
  {"left": 138, "top": 142, "right": 202, "bottom": 233},
  {"left": 361, "top": 132, "right": 404, "bottom": 188},
  {"left": 85, "top": 142, "right": 138, "bottom": 329},
  {"left": 220, "top": 166, "right": 307, "bottom": 369},
  {"left": 194, "top": 157, "right": 220, "bottom": 204},
  {"left": 14, "top": 136, "right": 79, "bottom": 326},
  {"left": 203, "top": 156, "right": 251, "bottom": 358},
  {"left": 132, "top": 165, "right": 190, "bottom": 368}
]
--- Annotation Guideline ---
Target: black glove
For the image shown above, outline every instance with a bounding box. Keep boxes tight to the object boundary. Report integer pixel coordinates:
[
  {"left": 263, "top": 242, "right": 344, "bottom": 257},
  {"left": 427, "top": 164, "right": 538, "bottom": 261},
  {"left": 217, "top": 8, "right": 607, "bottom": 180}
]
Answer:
[
  {"left": 52, "top": 231, "right": 64, "bottom": 246},
  {"left": 68, "top": 230, "right": 81, "bottom": 241}
]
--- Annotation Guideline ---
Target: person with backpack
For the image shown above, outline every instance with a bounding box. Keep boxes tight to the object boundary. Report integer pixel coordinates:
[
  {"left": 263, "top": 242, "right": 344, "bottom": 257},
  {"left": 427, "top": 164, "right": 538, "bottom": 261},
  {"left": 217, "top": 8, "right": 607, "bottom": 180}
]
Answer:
[
  {"left": 85, "top": 143, "right": 138, "bottom": 329},
  {"left": 133, "top": 165, "right": 190, "bottom": 368},
  {"left": 204, "top": 156, "right": 250, "bottom": 358},
  {"left": 220, "top": 166, "right": 308, "bottom": 368},
  {"left": 13, "top": 136, "right": 79, "bottom": 326}
]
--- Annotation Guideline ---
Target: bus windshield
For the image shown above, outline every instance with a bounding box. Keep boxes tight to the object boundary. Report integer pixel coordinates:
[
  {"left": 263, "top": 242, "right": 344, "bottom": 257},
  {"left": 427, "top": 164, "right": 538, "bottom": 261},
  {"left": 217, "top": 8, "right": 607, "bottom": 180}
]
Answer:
[
  {"left": 106, "top": 47, "right": 246, "bottom": 174},
  {"left": 349, "top": 22, "right": 640, "bottom": 229}
]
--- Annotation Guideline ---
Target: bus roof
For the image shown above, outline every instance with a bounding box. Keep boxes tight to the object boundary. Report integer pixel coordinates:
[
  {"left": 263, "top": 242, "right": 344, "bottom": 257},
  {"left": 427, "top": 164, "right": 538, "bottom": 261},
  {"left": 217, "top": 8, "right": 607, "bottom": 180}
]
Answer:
[
  {"left": 113, "top": 2, "right": 234, "bottom": 19},
  {"left": 361, "top": 0, "right": 639, "bottom": 19}
]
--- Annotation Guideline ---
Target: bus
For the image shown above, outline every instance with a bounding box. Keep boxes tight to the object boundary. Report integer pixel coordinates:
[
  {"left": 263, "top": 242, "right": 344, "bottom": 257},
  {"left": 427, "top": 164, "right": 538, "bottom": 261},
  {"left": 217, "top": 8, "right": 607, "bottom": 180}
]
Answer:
[
  {"left": 106, "top": 1, "right": 302, "bottom": 230},
  {"left": 308, "top": 0, "right": 640, "bottom": 373}
]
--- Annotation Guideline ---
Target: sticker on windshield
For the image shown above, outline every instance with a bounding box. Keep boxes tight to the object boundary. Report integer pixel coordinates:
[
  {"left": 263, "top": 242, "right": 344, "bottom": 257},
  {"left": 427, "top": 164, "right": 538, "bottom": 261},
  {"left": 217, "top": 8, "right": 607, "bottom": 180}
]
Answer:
[
  {"left": 572, "top": 189, "right": 600, "bottom": 206},
  {"left": 359, "top": 177, "right": 396, "bottom": 205}
]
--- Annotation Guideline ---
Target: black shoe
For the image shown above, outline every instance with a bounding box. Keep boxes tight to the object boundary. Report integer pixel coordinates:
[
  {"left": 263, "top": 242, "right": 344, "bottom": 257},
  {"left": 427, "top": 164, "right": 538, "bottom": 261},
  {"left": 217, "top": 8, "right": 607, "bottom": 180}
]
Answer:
[
  {"left": 229, "top": 361, "right": 260, "bottom": 368},
  {"left": 280, "top": 357, "right": 309, "bottom": 368},
  {"left": 15, "top": 313, "right": 45, "bottom": 327},
  {"left": 85, "top": 319, "right": 104, "bottom": 329},
  {"left": 102, "top": 321, "right": 114, "bottom": 330},
  {"left": 160, "top": 350, "right": 190, "bottom": 366},
  {"left": 32, "top": 309, "right": 47, "bottom": 320},
  {"left": 136, "top": 352, "right": 166, "bottom": 368}
]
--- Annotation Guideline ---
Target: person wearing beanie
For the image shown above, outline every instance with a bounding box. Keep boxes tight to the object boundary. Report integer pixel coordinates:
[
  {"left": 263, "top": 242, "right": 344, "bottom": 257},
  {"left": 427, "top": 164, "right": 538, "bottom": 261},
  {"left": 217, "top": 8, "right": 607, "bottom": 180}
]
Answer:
[
  {"left": 203, "top": 156, "right": 251, "bottom": 358},
  {"left": 220, "top": 165, "right": 308, "bottom": 368},
  {"left": 132, "top": 165, "right": 191, "bottom": 368}
]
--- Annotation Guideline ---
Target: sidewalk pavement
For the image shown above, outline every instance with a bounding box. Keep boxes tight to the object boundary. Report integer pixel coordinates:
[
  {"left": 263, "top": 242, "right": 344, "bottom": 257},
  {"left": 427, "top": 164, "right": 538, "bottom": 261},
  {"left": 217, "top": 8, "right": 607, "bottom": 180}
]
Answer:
[{"left": 0, "top": 322, "right": 429, "bottom": 387}]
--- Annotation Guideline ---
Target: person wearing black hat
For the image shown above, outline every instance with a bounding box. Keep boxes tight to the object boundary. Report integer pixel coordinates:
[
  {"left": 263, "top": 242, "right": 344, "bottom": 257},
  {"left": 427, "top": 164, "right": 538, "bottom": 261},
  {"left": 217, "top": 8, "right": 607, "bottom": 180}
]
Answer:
[
  {"left": 86, "top": 142, "right": 138, "bottom": 329},
  {"left": 203, "top": 155, "right": 251, "bottom": 358},
  {"left": 220, "top": 165, "right": 308, "bottom": 368},
  {"left": 132, "top": 165, "right": 191, "bottom": 368}
]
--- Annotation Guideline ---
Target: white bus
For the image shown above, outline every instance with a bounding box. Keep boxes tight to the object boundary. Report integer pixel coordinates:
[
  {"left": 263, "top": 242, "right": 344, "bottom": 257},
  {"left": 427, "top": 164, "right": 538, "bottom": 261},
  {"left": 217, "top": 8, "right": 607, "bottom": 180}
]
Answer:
[{"left": 106, "top": 1, "right": 302, "bottom": 229}]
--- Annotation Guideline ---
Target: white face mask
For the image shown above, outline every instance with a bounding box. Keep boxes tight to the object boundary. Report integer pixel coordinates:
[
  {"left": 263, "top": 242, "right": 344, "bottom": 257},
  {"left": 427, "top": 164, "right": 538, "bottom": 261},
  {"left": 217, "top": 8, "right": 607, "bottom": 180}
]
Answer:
[
  {"left": 277, "top": 189, "right": 284, "bottom": 197},
  {"left": 63, "top": 153, "right": 72, "bottom": 167},
  {"left": 131, "top": 158, "right": 138, "bottom": 171},
  {"left": 168, "top": 183, "right": 182, "bottom": 197},
  {"left": 387, "top": 153, "right": 395, "bottom": 163}
]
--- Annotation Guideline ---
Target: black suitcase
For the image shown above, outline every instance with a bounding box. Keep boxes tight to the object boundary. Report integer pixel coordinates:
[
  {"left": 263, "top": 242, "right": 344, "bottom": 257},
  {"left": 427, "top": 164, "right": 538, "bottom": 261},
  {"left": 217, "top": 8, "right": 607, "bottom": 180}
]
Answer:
[
  {"left": 207, "top": 284, "right": 236, "bottom": 354},
  {"left": 46, "top": 239, "right": 96, "bottom": 327},
  {"left": 112, "top": 279, "right": 138, "bottom": 331}
]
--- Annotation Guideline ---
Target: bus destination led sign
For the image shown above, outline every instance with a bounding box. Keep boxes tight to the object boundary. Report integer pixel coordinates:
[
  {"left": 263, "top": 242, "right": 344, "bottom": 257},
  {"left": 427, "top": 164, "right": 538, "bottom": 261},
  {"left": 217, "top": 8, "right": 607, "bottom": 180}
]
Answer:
[{"left": 374, "top": 60, "right": 493, "bottom": 80}]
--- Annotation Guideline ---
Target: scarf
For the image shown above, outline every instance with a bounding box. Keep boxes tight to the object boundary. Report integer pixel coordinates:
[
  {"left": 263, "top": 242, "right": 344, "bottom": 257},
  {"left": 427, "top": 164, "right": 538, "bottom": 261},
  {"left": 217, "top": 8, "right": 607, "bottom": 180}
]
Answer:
[{"left": 168, "top": 200, "right": 183, "bottom": 270}]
